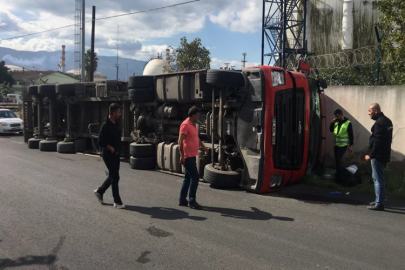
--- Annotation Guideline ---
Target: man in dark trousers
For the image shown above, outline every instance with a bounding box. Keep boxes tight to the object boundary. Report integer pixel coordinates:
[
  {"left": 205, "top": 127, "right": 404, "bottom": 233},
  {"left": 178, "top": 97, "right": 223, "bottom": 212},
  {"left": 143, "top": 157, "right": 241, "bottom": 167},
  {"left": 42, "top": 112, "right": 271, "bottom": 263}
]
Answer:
[
  {"left": 330, "top": 109, "right": 354, "bottom": 175},
  {"left": 94, "top": 103, "right": 125, "bottom": 209},
  {"left": 179, "top": 106, "right": 208, "bottom": 210},
  {"left": 365, "top": 103, "right": 393, "bottom": 211}
]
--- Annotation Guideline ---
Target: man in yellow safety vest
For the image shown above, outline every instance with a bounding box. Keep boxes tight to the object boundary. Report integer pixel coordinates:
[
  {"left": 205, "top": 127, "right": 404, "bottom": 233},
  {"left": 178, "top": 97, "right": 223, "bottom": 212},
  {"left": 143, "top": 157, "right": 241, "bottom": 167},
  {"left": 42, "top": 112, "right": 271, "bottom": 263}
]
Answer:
[{"left": 330, "top": 109, "right": 354, "bottom": 174}]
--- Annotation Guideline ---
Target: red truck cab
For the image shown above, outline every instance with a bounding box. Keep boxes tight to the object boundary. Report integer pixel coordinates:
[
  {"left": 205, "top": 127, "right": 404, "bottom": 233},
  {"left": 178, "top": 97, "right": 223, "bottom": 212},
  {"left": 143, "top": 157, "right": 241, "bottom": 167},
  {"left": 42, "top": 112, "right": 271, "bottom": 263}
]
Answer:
[{"left": 239, "top": 64, "right": 324, "bottom": 193}]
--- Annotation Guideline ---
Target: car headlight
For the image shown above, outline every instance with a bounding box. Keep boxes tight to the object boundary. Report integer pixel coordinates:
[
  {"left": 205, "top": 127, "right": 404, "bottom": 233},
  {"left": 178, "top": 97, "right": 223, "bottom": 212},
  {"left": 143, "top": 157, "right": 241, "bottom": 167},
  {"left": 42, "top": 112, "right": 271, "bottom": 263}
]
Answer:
[
  {"left": 271, "top": 70, "right": 285, "bottom": 87},
  {"left": 0, "top": 122, "right": 8, "bottom": 126}
]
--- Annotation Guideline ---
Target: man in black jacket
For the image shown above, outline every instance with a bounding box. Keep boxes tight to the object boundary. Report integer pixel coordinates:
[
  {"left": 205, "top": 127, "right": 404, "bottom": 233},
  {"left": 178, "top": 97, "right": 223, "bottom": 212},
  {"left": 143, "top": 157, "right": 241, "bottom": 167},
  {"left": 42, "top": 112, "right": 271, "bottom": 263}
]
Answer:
[
  {"left": 330, "top": 109, "right": 354, "bottom": 175},
  {"left": 94, "top": 103, "right": 125, "bottom": 209},
  {"left": 365, "top": 103, "right": 393, "bottom": 211}
]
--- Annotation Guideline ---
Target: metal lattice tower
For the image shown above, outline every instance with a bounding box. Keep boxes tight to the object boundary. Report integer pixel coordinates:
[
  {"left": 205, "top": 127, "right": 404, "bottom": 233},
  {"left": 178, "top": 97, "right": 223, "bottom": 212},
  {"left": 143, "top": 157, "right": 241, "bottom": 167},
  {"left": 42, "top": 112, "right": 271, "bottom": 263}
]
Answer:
[
  {"left": 261, "top": 0, "right": 307, "bottom": 69},
  {"left": 74, "top": 0, "right": 82, "bottom": 76}
]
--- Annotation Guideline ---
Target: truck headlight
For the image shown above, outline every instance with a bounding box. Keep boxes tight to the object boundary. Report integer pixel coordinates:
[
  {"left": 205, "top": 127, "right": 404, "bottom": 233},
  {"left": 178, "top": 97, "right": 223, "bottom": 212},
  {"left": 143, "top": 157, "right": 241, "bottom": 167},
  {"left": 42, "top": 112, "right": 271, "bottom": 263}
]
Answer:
[{"left": 271, "top": 70, "right": 285, "bottom": 87}]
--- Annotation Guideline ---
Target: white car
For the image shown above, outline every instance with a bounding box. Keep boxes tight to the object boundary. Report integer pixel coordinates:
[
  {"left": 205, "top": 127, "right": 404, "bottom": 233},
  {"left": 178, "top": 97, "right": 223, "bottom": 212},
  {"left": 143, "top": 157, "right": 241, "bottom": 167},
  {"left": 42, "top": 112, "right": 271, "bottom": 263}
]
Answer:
[{"left": 0, "top": 109, "right": 24, "bottom": 134}]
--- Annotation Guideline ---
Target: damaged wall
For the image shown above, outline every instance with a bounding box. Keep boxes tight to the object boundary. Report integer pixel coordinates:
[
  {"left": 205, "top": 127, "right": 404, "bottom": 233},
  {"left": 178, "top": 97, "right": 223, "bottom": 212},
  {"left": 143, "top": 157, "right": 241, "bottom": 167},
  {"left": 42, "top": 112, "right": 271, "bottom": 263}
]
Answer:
[
  {"left": 306, "top": 0, "right": 379, "bottom": 55},
  {"left": 324, "top": 86, "right": 405, "bottom": 178}
]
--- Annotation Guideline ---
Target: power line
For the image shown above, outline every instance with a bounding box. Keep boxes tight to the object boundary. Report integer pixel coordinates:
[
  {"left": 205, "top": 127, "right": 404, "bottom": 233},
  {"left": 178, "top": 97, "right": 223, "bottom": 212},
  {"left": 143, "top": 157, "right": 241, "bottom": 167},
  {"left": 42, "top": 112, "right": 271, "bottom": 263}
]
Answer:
[{"left": 0, "top": 0, "right": 200, "bottom": 41}]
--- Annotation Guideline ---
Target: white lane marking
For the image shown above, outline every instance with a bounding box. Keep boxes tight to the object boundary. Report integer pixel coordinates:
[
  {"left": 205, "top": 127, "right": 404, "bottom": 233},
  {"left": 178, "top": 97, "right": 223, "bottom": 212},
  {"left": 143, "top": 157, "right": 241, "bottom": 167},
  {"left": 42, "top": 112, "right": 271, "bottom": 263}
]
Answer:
[{"left": 11, "top": 140, "right": 25, "bottom": 145}]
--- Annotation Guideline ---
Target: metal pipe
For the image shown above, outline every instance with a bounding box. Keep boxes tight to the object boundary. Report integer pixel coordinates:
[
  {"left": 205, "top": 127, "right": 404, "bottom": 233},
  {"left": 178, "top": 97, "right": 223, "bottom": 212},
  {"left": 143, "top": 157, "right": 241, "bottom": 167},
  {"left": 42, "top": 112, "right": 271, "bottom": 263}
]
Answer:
[
  {"left": 218, "top": 88, "right": 224, "bottom": 168},
  {"left": 66, "top": 100, "right": 72, "bottom": 141},
  {"left": 81, "top": 0, "right": 85, "bottom": 82},
  {"left": 37, "top": 97, "right": 44, "bottom": 138},
  {"left": 303, "top": 0, "right": 307, "bottom": 56},
  {"left": 282, "top": 0, "right": 287, "bottom": 68},
  {"left": 261, "top": 0, "right": 265, "bottom": 65},
  {"left": 49, "top": 98, "right": 55, "bottom": 139},
  {"left": 90, "top": 5, "right": 96, "bottom": 82},
  {"left": 211, "top": 87, "right": 215, "bottom": 166}
]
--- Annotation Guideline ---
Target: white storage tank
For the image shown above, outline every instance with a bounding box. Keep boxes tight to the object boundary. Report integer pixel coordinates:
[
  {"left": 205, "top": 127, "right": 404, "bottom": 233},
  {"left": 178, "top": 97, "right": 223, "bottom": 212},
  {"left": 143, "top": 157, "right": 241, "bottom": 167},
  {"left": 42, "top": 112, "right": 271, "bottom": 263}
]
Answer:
[{"left": 143, "top": 58, "right": 169, "bottom": 76}]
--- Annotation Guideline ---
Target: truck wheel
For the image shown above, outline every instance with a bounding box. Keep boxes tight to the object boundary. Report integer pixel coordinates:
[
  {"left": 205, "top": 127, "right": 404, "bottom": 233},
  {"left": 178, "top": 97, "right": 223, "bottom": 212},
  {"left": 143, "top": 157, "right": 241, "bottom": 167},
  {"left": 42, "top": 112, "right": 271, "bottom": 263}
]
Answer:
[
  {"left": 203, "top": 164, "right": 241, "bottom": 189},
  {"left": 130, "top": 143, "right": 155, "bottom": 158},
  {"left": 38, "top": 85, "right": 56, "bottom": 97},
  {"left": 28, "top": 86, "right": 39, "bottom": 96},
  {"left": 129, "top": 156, "right": 156, "bottom": 170},
  {"left": 28, "top": 138, "right": 41, "bottom": 149},
  {"left": 56, "top": 84, "right": 76, "bottom": 96},
  {"left": 57, "top": 141, "right": 75, "bottom": 153},
  {"left": 128, "top": 88, "right": 155, "bottom": 102},
  {"left": 39, "top": 140, "right": 58, "bottom": 152},
  {"left": 128, "top": 76, "right": 154, "bottom": 88},
  {"left": 206, "top": 70, "right": 245, "bottom": 88}
]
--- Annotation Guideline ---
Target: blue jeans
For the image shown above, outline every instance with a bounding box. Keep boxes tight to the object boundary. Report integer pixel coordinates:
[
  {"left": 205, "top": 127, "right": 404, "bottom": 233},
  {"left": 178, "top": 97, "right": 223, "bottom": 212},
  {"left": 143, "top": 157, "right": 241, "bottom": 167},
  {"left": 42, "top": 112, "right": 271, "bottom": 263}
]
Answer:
[
  {"left": 180, "top": 157, "right": 199, "bottom": 203},
  {"left": 371, "top": 159, "right": 386, "bottom": 205}
]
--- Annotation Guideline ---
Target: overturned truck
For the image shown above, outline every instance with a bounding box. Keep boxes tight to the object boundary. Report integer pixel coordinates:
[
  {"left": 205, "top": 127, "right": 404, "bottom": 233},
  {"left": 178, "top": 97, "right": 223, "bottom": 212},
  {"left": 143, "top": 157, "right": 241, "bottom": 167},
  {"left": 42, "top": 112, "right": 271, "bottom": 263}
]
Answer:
[{"left": 22, "top": 64, "right": 326, "bottom": 194}]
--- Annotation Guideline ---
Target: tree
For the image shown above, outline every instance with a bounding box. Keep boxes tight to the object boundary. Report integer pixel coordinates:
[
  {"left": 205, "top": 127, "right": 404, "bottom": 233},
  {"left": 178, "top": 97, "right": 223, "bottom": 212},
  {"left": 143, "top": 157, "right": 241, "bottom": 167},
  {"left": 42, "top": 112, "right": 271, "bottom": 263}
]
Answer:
[
  {"left": 0, "top": 61, "right": 15, "bottom": 87},
  {"left": 377, "top": 0, "right": 405, "bottom": 84},
  {"left": 84, "top": 49, "right": 99, "bottom": 82},
  {"left": 175, "top": 37, "right": 211, "bottom": 71}
]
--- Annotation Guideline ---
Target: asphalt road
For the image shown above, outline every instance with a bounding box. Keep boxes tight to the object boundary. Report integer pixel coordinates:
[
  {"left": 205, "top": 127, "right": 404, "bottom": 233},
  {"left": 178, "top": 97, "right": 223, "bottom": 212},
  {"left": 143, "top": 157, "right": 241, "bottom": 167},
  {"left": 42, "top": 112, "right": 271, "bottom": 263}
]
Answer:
[{"left": 0, "top": 135, "right": 404, "bottom": 270}]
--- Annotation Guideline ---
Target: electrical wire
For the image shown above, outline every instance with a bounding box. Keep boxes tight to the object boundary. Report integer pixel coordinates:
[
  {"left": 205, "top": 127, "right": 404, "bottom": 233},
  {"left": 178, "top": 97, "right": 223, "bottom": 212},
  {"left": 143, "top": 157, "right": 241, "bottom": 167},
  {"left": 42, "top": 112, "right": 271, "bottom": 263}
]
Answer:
[{"left": 0, "top": 0, "right": 200, "bottom": 41}]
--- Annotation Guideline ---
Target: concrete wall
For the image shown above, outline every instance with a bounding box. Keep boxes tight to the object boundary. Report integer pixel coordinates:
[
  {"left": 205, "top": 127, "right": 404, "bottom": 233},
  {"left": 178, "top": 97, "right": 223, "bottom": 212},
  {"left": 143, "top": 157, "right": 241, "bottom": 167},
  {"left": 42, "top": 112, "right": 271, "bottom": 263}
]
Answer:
[
  {"left": 324, "top": 86, "right": 405, "bottom": 173},
  {"left": 307, "top": 0, "right": 379, "bottom": 55}
]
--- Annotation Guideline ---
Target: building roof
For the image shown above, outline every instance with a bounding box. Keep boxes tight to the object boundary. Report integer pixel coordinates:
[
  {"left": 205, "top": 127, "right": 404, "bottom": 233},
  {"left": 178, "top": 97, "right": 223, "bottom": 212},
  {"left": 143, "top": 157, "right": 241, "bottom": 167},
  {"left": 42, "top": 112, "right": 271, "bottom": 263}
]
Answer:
[
  {"left": 11, "top": 71, "right": 77, "bottom": 83},
  {"left": 11, "top": 71, "right": 55, "bottom": 82}
]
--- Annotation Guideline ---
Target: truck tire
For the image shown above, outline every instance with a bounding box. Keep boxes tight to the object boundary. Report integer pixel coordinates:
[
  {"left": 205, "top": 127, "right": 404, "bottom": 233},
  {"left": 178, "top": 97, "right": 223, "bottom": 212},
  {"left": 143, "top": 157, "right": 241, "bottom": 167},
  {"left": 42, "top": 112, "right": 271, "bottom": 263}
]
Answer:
[
  {"left": 130, "top": 143, "right": 155, "bottom": 158},
  {"left": 38, "top": 85, "right": 56, "bottom": 97},
  {"left": 56, "top": 84, "right": 76, "bottom": 96},
  {"left": 129, "top": 156, "right": 156, "bottom": 170},
  {"left": 28, "top": 86, "right": 39, "bottom": 96},
  {"left": 28, "top": 138, "right": 41, "bottom": 149},
  {"left": 206, "top": 70, "right": 245, "bottom": 88},
  {"left": 57, "top": 141, "right": 75, "bottom": 153},
  {"left": 128, "top": 88, "right": 155, "bottom": 102},
  {"left": 39, "top": 140, "right": 58, "bottom": 152},
  {"left": 203, "top": 164, "right": 241, "bottom": 189},
  {"left": 128, "top": 76, "right": 154, "bottom": 88}
]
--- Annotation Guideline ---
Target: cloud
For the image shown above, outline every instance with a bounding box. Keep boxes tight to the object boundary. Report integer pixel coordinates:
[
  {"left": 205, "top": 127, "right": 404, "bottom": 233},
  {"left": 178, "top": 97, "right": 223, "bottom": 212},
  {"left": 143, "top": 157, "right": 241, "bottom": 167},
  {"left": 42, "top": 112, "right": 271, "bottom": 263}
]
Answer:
[
  {"left": 0, "top": 0, "right": 262, "bottom": 61},
  {"left": 2, "top": 54, "right": 47, "bottom": 66},
  {"left": 209, "top": 0, "right": 261, "bottom": 33}
]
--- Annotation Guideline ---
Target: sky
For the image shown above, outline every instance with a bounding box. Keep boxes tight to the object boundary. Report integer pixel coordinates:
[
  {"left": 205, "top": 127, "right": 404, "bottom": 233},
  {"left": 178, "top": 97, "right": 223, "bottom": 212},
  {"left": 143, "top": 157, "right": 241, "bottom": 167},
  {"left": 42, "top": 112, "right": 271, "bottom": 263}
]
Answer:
[{"left": 0, "top": 0, "right": 263, "bottom": 69}]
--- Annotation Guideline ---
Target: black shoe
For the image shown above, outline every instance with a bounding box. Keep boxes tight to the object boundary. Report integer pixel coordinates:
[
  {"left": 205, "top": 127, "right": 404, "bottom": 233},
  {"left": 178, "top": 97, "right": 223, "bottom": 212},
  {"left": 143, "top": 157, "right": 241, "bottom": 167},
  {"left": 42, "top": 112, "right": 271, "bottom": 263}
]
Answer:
[
  {"left": 189, "top": 201, "right": 202, "bottom": 210},
  {"left": 179, "top": 200, "right": 188, "bottom": 207},
  {"left": 94, "top": 189, "right": 104, "bottom": 204},
  {"left": 367, "top": 203, "right": 384, "bottom": 211}
]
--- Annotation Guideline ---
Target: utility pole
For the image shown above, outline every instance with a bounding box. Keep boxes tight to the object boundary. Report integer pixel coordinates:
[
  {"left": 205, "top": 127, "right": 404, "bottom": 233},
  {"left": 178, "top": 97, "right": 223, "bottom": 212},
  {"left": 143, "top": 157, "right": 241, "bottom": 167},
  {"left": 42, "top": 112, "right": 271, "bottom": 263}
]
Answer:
[
  {"left": 116, "top": 25, "right": 119, "bottom": 81},
  {"left": 81, "top": 0, "right": 85, "bottom": 82},
  {"left": 126, "top": 63, "right": 128, "bottom": 81},
  {"left": 242, "top": 53, "right": 247, "bottom": 68},
  {"left": 90, "top": 5, "right": 96, "bottom": 82}
]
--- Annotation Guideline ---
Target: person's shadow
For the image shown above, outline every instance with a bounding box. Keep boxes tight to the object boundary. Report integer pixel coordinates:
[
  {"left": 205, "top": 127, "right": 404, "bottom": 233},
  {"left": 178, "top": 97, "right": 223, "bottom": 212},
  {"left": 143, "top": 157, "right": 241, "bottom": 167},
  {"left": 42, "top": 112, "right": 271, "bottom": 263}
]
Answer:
[
  {"left": 125, "top": 205, "right": 207, "bottom": 221},
  {"left": 202, "top": 206, "right": 294, "bottom": 221},
  {"left": 0, "top": 236, "right": 66, "bottom": 269}
]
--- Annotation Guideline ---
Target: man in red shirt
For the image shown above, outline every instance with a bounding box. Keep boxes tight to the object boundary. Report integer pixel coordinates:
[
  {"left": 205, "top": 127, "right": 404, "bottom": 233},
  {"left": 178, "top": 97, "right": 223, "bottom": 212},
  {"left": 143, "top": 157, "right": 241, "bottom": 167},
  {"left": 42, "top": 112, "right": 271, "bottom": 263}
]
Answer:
[{"left": 179, "top": 106, "right": 208, "bottom": 210}]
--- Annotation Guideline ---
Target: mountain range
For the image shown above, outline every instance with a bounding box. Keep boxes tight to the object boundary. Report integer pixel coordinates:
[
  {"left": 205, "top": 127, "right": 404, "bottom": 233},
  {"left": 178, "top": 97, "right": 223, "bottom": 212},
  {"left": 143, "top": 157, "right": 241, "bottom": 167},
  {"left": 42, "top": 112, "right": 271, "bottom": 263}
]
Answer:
[{"left": 0, "top": 47, "right": 147, "bottom": 80}]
